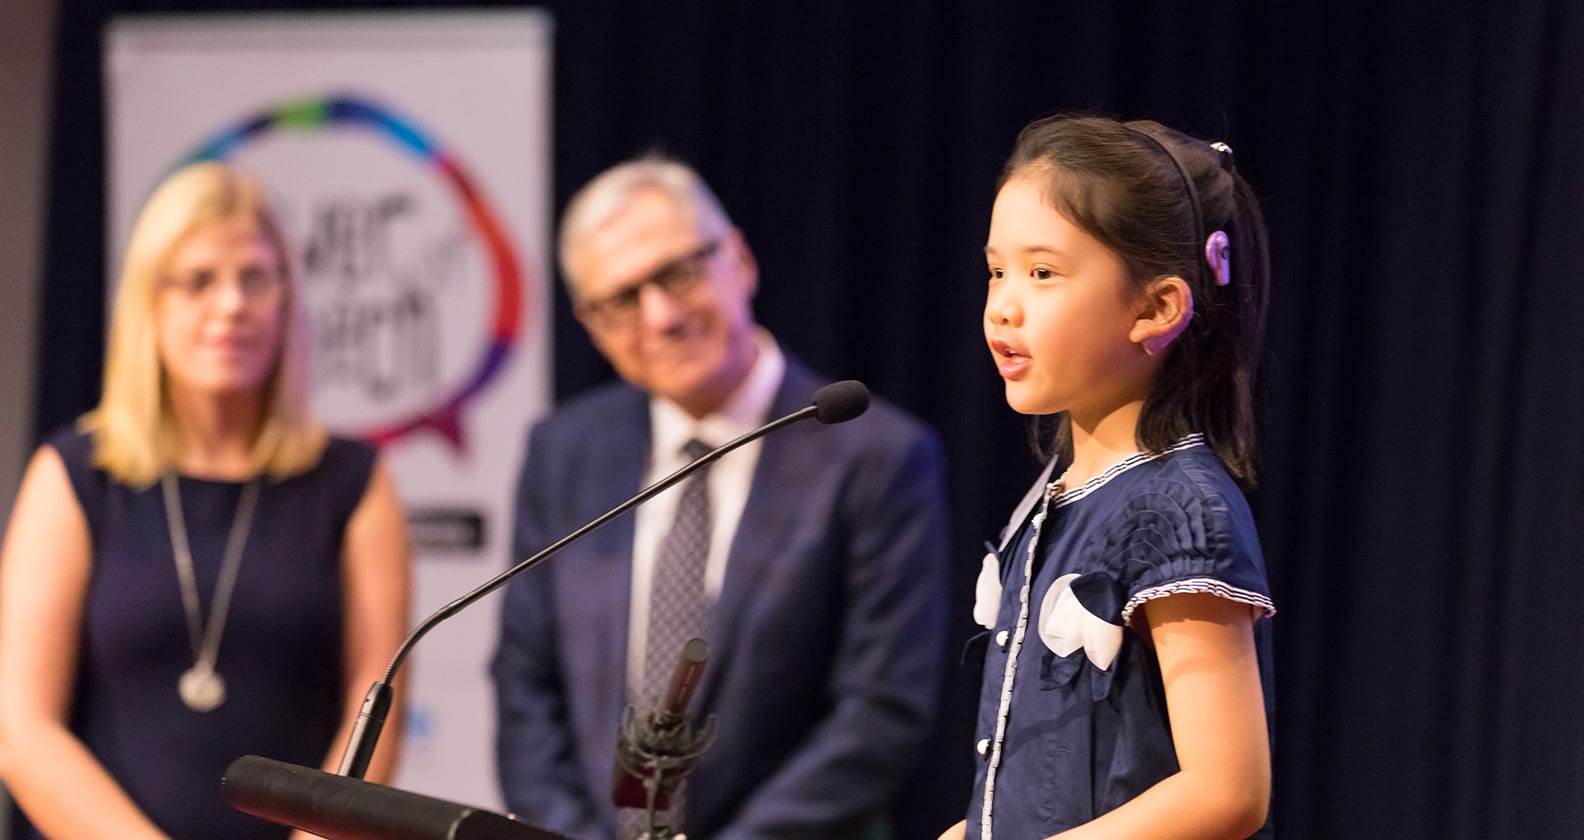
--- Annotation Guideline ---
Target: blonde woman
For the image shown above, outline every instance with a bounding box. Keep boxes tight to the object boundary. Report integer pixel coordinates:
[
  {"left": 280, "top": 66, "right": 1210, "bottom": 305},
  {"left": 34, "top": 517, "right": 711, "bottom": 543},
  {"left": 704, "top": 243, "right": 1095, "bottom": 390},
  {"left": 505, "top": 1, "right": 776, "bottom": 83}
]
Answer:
[{"left": 0, "top": 162, "right": 411, "bottom": 840}]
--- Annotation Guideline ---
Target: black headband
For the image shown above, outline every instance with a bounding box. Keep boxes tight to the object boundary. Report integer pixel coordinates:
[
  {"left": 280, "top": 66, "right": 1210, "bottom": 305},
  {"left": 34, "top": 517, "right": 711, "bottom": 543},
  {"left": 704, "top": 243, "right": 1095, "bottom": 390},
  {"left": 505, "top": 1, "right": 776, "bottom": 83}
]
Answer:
[
  {"left": 1121, "top": 126, "right": 1236, "bottom": 287},
  {"left": 1122, "top": 125, "right": 1208, "bottom": 248}
]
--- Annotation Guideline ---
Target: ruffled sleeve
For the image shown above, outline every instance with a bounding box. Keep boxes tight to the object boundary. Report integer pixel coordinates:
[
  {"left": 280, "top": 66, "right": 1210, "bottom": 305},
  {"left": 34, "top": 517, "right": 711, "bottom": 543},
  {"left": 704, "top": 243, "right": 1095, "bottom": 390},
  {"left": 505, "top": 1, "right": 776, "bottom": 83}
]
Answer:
[{"left": 1094, "top": 471, "right": 1275, "bottom": 627}]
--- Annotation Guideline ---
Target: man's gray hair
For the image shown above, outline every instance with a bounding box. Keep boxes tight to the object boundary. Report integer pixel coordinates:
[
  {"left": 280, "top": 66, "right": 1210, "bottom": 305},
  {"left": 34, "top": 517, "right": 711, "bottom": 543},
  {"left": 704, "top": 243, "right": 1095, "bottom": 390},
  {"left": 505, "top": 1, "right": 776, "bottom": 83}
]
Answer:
[{"left": 558, "top": 155, "right": 732, "bottom": 293}]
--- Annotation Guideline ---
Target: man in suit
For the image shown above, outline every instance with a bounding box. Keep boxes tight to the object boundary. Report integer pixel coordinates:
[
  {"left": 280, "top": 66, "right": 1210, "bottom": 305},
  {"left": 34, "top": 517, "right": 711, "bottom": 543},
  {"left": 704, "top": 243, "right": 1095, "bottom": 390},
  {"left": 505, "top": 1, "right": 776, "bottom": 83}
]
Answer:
[{"left": 491, "top": 156, "right": 949, "bottom": 840}]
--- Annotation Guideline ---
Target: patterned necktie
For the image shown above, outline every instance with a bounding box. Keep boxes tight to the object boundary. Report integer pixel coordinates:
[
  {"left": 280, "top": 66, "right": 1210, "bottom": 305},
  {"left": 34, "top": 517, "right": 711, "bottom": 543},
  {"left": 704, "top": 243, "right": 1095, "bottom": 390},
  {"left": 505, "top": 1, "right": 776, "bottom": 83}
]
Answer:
[{"left": 623, "top": 438, "right": 713, "bottom": 838}]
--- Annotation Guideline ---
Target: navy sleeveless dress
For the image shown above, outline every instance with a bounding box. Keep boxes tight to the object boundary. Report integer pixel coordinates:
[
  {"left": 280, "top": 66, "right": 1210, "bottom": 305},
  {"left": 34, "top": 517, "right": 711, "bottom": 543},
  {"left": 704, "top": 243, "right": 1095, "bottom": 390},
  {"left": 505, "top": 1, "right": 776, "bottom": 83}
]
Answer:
[
  {"left": 965, "top": 436, "right": 1276, "bottom": 840},
  {"left": 16, "top": 428, "right": 376, "bottom": 840}
]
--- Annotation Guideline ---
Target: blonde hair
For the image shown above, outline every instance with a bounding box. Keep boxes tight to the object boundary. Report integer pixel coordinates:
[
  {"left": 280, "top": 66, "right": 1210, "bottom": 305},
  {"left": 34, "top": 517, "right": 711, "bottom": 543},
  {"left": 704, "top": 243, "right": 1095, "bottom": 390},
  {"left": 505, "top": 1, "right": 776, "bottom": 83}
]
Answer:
[
  {"left": 84, "top": 161, "right": 325, "bottom": 486},
  {"left": 558, "top": 155, "right": 731, "bottom": 295}
]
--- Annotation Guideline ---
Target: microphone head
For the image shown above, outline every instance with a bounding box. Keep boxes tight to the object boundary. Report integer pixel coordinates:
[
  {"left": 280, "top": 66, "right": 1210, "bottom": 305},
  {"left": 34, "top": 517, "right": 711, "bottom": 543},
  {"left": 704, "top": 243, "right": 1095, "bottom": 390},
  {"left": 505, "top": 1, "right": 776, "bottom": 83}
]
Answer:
[
  {"left": 812, "top": 380, "right": 870, "bottom": 425},
  {"left": 681, "top": 637, "right": 710, "bottom": 664}
]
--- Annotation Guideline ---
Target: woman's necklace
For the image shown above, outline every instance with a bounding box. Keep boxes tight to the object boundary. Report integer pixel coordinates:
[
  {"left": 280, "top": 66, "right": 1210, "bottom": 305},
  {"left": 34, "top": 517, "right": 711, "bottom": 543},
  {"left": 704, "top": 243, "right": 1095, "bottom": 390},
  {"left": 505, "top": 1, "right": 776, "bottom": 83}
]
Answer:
[{"left": 161, "top": 472, "right": 260, "bottom": 713}]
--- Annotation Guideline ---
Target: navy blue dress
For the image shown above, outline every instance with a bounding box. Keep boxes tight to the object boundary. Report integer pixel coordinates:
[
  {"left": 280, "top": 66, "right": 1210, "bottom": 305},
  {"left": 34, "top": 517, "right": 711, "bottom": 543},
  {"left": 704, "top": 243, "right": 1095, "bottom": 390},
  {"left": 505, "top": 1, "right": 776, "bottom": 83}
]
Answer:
[
  {"left": 17, "top": 428, "right": 375, "bottom": 840},
  {"left": 965, "top": 436, "right": 1276, "bottom": 840}
]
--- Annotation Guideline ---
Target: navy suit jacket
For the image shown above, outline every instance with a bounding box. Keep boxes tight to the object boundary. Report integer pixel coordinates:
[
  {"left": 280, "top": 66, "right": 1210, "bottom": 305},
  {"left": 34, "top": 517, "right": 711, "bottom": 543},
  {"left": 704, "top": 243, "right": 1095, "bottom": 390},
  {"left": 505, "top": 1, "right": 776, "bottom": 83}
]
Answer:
[{"left": 492, "top": 359, "right": 950, "bottom": 839}]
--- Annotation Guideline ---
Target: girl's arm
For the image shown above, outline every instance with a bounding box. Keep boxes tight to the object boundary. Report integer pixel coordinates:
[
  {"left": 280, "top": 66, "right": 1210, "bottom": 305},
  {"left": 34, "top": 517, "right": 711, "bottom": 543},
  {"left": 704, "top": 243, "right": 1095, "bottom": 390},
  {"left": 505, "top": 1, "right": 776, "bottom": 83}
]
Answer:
[
  {"left": 0, "top": 447, "right": 170, "bottom": 840},
  {"left": 937, "top": 819, "right": 967, "bottom": 840},
  {"left": 312, "top": 458, "right": 412, "bottom": 783},
  {"left": 1051, "top": 592, "right": 1270, "bottom": 840}
]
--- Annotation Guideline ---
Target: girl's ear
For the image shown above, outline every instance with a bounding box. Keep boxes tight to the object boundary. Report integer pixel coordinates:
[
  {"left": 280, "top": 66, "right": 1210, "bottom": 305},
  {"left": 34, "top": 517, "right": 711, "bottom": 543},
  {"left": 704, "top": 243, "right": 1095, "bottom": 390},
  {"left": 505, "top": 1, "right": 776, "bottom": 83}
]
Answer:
[{"left": 1129, "top": 276, "right": 1194, "bottom": 356}]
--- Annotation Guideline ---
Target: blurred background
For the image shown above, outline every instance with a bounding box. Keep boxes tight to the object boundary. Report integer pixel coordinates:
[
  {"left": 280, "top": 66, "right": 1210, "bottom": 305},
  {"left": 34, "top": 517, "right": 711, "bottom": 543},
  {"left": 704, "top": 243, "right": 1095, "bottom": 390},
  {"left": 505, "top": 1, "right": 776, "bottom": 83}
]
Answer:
[{"left": 2, "top": 1, "right": 1581, "bottom": 838}]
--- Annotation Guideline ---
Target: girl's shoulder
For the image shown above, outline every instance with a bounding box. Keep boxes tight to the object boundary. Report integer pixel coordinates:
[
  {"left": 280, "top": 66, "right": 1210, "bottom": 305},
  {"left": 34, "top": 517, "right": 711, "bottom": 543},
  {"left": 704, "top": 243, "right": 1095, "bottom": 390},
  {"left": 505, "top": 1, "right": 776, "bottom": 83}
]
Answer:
[
  {"left": 1064, "top": 438, "right": 1272, "bottom": 623},
  {"left": 1131, "top": 439, "right": 1251, "bottom": 520},
  {"left": 1058, "top": 435, "right": 1248, "bottom": 521}
]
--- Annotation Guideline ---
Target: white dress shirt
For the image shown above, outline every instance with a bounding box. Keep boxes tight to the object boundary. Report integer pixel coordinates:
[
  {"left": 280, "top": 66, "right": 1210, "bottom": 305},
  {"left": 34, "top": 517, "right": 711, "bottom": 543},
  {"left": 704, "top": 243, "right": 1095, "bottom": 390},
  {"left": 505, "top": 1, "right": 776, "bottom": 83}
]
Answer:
[{"left": 626, "top": 330, "right": 785, "bottom": 693}]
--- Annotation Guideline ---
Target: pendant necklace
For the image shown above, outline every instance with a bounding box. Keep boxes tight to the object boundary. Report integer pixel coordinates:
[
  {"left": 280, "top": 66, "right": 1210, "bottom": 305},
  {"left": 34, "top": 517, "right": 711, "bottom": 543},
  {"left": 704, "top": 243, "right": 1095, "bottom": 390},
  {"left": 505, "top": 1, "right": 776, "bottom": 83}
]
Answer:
[{"left": 161, "top": 472, "right": 260, "bottom": 713}]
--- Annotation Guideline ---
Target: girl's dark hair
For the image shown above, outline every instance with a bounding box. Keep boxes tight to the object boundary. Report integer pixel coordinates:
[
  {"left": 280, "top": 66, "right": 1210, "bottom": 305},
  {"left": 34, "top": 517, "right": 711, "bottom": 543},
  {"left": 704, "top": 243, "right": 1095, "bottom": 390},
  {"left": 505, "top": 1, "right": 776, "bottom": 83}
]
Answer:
[{"left": 1005, "top": 114, "right": 1271, "bottom": 487}]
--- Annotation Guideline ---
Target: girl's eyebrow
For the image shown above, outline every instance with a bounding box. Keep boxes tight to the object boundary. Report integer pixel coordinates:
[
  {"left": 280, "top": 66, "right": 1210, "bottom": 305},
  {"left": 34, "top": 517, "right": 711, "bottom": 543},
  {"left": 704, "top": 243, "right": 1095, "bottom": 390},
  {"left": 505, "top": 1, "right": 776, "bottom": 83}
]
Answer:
[{"left": 984, "top": 244, "right": 1071, "bottom": 259}]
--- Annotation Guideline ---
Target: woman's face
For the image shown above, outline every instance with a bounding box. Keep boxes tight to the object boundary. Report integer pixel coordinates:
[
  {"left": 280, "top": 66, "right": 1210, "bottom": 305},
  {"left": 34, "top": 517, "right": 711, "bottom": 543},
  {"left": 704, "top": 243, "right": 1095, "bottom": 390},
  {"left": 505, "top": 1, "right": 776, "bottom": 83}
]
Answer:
[{"left": 155, "top": 215, "right": 286, "bottom": 401}]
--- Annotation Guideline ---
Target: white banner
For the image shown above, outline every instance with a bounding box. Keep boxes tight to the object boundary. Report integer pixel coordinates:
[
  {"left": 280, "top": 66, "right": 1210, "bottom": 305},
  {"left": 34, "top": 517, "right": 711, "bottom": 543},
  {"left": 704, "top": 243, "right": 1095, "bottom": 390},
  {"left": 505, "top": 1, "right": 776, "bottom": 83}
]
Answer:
[{"left": 105, "top": 11, "right": 554, "bottom": 809}]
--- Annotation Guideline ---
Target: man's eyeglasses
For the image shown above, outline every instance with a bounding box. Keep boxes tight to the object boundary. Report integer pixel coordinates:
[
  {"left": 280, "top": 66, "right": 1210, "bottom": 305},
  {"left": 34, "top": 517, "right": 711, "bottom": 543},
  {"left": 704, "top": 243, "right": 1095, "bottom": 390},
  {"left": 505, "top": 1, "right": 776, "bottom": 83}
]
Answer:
[
  {"left": 575, "top": 239, "right": 722, "bottom": 330},
  {"left": 160, "top": 267, "right": 284, "bottom": 303}
]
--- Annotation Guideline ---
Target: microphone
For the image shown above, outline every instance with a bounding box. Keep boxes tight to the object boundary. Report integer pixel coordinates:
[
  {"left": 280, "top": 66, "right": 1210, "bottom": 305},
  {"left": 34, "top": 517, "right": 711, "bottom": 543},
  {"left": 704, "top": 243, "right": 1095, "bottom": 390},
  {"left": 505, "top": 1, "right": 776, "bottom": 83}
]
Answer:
[
  {"left": 811, "top": 379, "right": 869, "bottom": 424},
  {"left": 611, "top": 638, "right": 714, "bottom": 811},
  {"left": 228, "top": 380, "right": 870, "bottom": 836},
  {"left": 332, "top": 379, "right": 871, "bottom": 779}
]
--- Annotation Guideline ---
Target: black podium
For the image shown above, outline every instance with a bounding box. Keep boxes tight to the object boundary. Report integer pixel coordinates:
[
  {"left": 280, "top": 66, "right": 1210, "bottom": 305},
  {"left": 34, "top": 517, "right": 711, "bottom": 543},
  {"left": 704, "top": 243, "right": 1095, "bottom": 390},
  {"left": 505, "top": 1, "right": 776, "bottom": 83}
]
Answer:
[{"left": 224, "top": 755, "right": 568, "bottom": 840}]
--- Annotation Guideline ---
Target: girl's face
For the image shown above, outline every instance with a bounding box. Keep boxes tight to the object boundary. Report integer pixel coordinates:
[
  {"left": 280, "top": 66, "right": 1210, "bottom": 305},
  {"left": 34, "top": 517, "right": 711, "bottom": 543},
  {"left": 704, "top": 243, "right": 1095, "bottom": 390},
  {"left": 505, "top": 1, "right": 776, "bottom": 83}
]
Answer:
[
  {"left": 155, "top": 216, "right": 286, "bottom": 401},
  {"left": 984, "top": 174, "right": 1151, "bottom": 420}
]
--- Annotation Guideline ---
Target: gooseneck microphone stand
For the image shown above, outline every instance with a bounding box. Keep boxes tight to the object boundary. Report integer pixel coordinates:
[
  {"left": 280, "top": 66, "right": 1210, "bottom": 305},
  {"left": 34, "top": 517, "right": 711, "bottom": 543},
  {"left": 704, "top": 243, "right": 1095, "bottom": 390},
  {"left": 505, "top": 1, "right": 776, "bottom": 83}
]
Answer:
[
  {"left": 222, "top": 381, "right": 871, "bottom": 840},
  {"left": 335, "top": 380, "right": 869, "bottom": 780}
]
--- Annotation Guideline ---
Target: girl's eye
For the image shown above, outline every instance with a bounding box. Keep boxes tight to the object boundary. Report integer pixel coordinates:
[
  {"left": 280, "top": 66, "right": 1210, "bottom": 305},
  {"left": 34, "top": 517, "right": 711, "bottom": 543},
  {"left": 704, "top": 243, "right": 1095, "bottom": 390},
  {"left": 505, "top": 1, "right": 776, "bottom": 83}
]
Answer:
[
  {"left": 1032, "top": 267, "right": 1054, "bottom": 281},
  {"left": 987, "top": 267, "right": 1004, "bottom": 282}
]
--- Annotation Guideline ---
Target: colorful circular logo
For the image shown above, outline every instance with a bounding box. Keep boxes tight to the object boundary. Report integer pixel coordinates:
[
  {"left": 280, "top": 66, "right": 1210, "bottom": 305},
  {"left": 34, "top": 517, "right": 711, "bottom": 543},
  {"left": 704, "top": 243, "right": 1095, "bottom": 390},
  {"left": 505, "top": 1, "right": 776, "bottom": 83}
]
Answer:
[{"left": 179, "top": 94, "right": 530, "bottom": 450}]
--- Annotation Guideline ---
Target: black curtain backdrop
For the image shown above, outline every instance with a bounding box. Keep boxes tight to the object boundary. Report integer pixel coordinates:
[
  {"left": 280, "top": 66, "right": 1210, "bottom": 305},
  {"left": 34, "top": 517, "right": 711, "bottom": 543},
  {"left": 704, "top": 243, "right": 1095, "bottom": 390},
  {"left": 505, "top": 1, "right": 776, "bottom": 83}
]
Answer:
[{"left": 29, "top": 1, "right": 1584, "bottom": 838}]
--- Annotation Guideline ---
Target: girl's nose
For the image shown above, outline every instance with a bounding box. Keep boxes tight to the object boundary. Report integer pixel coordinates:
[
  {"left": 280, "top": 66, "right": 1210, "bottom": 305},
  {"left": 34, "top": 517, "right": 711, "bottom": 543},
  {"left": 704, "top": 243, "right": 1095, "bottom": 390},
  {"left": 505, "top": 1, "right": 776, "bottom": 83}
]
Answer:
[{"left": 986, "top": 285, "right": 1020, "bottom": 327}]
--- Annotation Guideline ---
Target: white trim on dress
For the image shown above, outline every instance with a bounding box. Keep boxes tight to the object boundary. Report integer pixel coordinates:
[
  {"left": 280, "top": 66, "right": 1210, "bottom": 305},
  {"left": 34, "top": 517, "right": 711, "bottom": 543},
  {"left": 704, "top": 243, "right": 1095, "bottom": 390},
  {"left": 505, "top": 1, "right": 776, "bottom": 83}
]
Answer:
[{"left": 1121, "top": 577, "right": 1277, "bottom": 625}]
